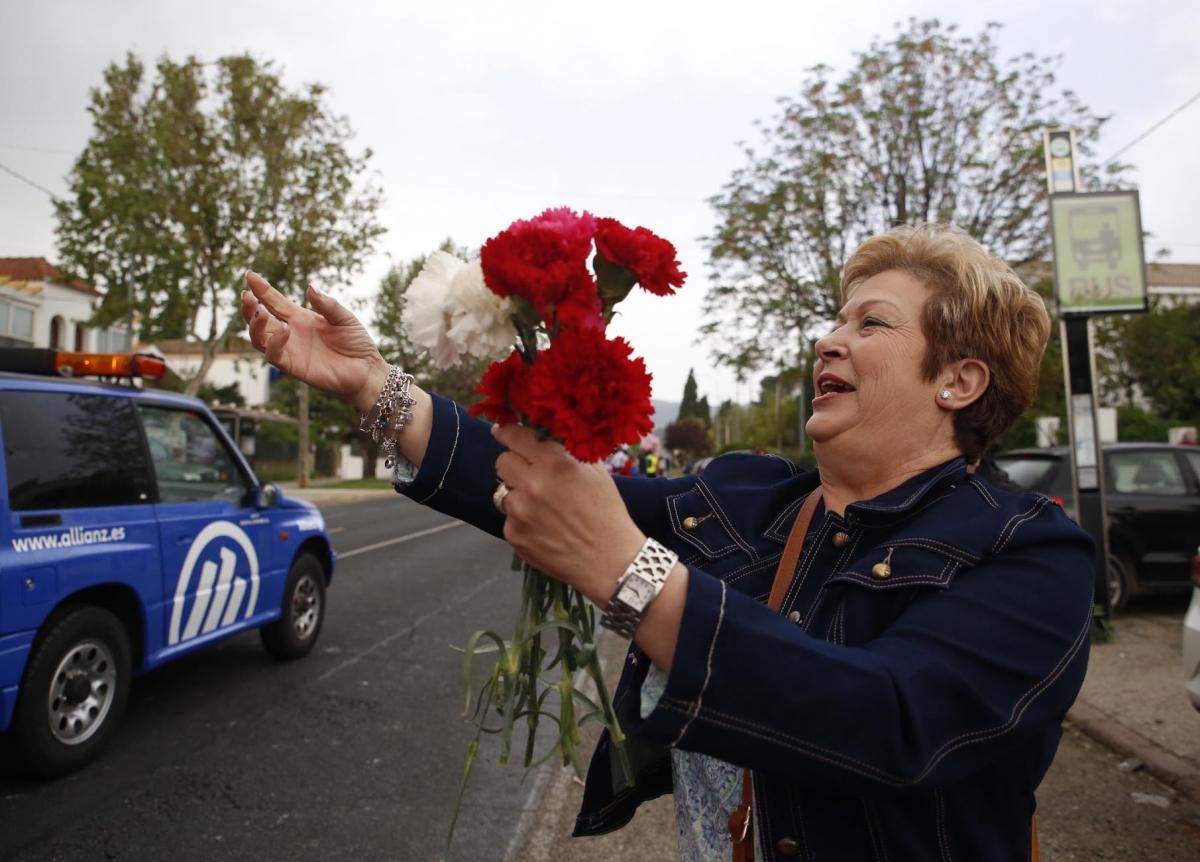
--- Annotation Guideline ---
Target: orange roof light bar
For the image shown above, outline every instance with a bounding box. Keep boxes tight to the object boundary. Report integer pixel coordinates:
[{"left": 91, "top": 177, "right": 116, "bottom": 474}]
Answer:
[{"left": 53, "top": 352, "right": 167, "bottom": 380}]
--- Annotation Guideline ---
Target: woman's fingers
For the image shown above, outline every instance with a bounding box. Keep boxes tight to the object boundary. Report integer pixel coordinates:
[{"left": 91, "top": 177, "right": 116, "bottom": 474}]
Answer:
[
  {"left": 492, "top": 423, "right": 564, "bottom": 462},
  {"left": 306, "top": 284, "right": 357, "bottom": 326},
  {"left": 263, "top": 323, "right": 292, "bottom": 368},
  {"left": 245, "top": 271, "right": 302, "bottom": 322},
  {"left": 495, "top": 450, "right": 533, "bottom": 488},
  {"left": 247, "top": 300, "right": 287, "bottom": 351}
]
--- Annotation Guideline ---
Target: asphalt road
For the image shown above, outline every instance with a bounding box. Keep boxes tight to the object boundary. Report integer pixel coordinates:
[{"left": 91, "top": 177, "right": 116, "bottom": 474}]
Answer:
[{"left": 0, "top": 495, "right": 541, "bottom": 862}]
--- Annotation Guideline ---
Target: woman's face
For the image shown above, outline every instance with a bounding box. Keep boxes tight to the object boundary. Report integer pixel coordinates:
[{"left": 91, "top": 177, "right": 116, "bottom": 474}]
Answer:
[{"left": 806, "top": 269, "right": 943, "bottom": 456}]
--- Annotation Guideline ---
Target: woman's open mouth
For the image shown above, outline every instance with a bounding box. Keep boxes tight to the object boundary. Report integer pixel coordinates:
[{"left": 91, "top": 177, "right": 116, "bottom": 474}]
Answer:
[{"left": 813, "top": 373, "right": 856, "bottom": 403}]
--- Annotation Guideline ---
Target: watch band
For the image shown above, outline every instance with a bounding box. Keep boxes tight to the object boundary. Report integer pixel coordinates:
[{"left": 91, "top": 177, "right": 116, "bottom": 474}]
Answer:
[{"left": 599, "top": 537, "right": 678, "bottom": 639}]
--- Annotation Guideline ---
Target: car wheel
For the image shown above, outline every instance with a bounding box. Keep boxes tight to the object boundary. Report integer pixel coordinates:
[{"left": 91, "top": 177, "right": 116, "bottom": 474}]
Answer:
[
  {"left": 1106, "top": 552, "right": 1133, "bottom": 613},
  {"left": 12, "top": 605, "right": 131, "bottom": 779},
  {"left": 260, "top": 553, "right": 326, "bottom": 660}
]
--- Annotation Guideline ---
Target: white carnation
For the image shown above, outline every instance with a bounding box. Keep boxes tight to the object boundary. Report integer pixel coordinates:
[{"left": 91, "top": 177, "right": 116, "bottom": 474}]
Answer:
[
  {"left": 401, "top": 252, "right": 516, "bottom": 370},
  {"left": 402, "top": 251, "right": 463, "bottom": 369},
  {"left": 445, "top": 259, "right": 517, "bottom": 360}
]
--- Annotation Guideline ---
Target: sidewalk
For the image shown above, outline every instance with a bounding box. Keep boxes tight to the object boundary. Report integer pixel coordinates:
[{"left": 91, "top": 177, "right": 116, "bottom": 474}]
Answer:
[
  {"left": 277, "top": 479, "right": 397, "bottom": 508},
  {"left": 506, "top": 607, "right": 1200, "bottom": 860},
  {"left": 1067, "top": 608, "right": 1200, "bottom": 801}
]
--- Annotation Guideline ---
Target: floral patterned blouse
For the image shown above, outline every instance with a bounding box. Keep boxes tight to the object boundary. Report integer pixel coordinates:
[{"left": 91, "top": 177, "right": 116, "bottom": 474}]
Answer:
[{"left": 642, "top": 665, "right": 745, "bottom": 861}]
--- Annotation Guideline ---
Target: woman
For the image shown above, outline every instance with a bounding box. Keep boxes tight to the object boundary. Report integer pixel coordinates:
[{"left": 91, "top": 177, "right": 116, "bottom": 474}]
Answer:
[{"left": 241, "top": 224, "right": 1093, "bottom": 861}]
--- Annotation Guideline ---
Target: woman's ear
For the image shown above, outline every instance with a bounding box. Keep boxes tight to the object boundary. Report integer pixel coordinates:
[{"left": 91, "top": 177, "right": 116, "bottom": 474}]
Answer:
[{"left": 938, "top": 359, "right": 990, "bottom": 410}]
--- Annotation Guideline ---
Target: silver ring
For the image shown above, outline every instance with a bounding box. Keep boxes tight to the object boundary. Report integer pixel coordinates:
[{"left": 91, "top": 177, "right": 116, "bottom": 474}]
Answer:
[{"left": 492, "top": 482, "right": 511, "bottom": 513}]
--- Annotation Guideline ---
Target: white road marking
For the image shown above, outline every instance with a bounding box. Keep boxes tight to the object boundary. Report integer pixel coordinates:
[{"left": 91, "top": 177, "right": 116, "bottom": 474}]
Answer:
[
  {"left": 336, "top": 520, "right": 465, "bottom": 560},
  {"left": 328, "top": 527, "right": 345, "bottom": 534}
]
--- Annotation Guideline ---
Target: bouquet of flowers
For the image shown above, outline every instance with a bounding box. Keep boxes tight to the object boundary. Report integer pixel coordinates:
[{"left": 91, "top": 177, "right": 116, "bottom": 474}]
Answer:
[{"left": 401, "top": 206, "right": 684, "bottom": 848}]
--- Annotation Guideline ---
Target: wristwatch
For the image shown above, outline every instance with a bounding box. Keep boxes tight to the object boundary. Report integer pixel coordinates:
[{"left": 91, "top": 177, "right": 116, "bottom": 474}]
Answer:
[{"left": 600, "top": 537, "right": 679, "bottom": 639}]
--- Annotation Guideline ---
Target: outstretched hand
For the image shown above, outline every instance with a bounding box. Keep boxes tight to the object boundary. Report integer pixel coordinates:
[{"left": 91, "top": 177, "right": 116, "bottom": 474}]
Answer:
[{"left": 241, "top": 272, "right": 388, "bottom": 412}]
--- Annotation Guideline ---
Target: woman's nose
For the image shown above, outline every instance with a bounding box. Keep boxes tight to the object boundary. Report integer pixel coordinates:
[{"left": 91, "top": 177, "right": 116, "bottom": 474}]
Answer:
[{"left": 815, "top": 328, "right": 846, "bottom": 360}]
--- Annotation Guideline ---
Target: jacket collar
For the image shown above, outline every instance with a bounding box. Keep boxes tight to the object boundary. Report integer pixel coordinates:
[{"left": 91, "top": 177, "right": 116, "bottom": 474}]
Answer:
[
  {"left": 845, "top": 457, "right": 968, "bottom": 521},
  {"left": 763, "top": 457, "right": 967, "bottom": 542}
]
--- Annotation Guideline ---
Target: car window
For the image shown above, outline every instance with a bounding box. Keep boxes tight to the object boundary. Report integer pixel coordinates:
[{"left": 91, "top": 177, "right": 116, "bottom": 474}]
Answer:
[
  {"left": 138, "top": 405, "right": 249, "bottom": 505},
  {"left": 0, "top": 390, "right": 154, "bottom": 510},
  {"left": 992, "top": 457, "right": 1059, "bottom": 492},
  {"left": 1184, "top": 451, "right": 1200, "bottom": 488},
  {"left": 1107, "top": 450, "right": 1187, "bottom": 496}
]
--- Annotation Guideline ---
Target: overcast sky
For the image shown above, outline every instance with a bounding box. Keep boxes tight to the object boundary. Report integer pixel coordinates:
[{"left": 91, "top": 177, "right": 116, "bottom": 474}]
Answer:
[{"left": 2, "top": 0, "right": 1197, "bottom": 405}]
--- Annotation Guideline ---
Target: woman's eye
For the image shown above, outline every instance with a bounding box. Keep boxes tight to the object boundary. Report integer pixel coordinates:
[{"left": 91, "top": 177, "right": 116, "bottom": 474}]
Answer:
[{"left": 861, "top": 317, "right": 886, "bottom": 329}]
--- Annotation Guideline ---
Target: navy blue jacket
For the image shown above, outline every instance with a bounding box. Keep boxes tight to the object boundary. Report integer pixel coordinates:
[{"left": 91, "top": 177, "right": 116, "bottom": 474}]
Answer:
[{"left": 399, "top": 395, "right": 1096, "bottom": 861}]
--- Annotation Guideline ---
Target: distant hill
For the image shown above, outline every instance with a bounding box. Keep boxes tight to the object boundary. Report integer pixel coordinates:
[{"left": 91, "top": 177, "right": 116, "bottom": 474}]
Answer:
[{"left": 650, "top": 399, "right": 679, "bottom": 434}]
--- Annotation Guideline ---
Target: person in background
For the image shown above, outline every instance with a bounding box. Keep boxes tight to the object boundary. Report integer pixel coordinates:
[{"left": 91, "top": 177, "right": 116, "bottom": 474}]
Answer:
[{"left": 241, "top": 223, "right": 1093, "bottom": 860}]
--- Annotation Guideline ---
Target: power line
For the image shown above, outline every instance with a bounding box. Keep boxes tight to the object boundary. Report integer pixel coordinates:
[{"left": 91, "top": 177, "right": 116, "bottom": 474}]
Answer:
[
  {"left": 0, "top": 142, "right": 74, "bottom": 156},
  {"left": 1102, "top": 88, "right": 1200, "bottom": 165},
  {"left": 0, "top": 161, "right": 57, "bottom": 198}
]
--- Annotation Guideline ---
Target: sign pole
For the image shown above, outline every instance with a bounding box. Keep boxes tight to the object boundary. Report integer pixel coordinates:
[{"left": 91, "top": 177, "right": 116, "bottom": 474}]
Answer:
[{"left": 1044, "top": 129, "right": 1149, "bottom": 621}]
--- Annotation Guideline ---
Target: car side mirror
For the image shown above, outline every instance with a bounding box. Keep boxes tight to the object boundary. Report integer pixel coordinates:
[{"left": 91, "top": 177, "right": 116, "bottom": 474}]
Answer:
[{"left": 256, "top": 482, "right": 280, "bottom": 509}]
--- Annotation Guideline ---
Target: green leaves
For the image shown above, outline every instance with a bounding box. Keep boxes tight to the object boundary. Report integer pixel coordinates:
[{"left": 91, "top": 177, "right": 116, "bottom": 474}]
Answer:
[
  {"left": 702, "top": 18, "right": 1131, "bottom": 381},
  {"left": 445, "top": 562, "right": 631, "bottom": 856},
  {"left": 55, "top": 52, "right": 383, "bottom": 392}
]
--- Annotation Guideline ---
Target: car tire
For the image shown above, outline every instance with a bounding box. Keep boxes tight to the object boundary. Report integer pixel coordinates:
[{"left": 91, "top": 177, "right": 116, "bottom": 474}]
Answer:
[
  {"left": 11, "top": 605, "right": 131, "bottom": 779},
  {"left": 1106, "top": 552, "right": 1133, "bottom": 614},
  {"left": 259, "top": 553, "right": 326, "bottom": 660}
]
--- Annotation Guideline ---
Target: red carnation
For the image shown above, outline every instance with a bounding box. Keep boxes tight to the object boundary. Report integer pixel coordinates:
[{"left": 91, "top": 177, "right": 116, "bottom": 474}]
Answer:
[
  {"left": 469, "top": 349, "right": 528, "bottom": 426},
  {"left": 520, "top": 329, "right": 654, "bottom": 462},
  {"left": 594, "top": 218, "right": 686, "bottom": 296},
  {"left": 481, "top": 207, "right": 602, "bottom": 329}
]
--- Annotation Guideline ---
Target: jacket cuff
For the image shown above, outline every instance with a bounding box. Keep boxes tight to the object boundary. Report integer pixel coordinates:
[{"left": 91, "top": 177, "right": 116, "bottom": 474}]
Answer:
[{"left": 630, "top": 565, "right": 728, "bottom": 748}]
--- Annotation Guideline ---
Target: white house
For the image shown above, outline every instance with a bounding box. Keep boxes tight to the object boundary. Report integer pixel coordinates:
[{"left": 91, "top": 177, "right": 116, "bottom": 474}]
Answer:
[
  {"left": 144, "top": 338, "right": 272, "bottom": 407},
  {"left": 0, "top": 258, "right": 129, "bottom": 352}
]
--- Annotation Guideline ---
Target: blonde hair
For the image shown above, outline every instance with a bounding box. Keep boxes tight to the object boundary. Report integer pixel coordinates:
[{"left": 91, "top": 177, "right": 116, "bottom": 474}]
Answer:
[{"left": 841, "top": 224, "right": 1051, "bottom": 461}]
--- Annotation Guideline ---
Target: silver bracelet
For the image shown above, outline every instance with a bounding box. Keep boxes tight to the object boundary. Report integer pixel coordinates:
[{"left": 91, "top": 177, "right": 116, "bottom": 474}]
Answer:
[{"left": 359, "top": 365, "right": 416, "bottom": 468}]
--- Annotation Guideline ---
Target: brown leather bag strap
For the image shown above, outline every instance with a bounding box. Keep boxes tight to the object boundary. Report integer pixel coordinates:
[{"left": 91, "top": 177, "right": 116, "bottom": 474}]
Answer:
[
  {"left": 767, "top": 490, "right": 824, "bottom": 612},
  {"left": 729, "top": 489, "right": 823, "bottom": 862}
]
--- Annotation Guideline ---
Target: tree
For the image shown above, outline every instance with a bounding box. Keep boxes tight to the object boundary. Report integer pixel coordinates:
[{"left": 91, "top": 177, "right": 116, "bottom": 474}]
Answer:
[
  {"left": 677, "top": 369, "right": 710, "bottom": 426},
  {"left": 701, "top": 18, "right": 1129, "bottom": 378},
  {"left": 1095, "top": 299, "right": 1200, "bottom": 424},
  {"left": 55, "top": 53, "right": 384, "bottom": 394},
  {"left": 664, "top": 417, "right": 714, "bottom": 459}
]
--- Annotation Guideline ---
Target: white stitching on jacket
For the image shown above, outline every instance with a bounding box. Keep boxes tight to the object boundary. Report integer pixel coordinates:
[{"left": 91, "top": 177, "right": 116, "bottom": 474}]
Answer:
[
  {"left": 696, "top": 479, "right": 760, "bottom": 560},
  {"left": 969, "top": 478, "right": 999, "bottom": 509},
  {"left": 415, "top": 407, "right": 461, "bottom": 504},
  {"left": 991, "top": 498, "right": 1048, "bottom": 554},
  {"left": 672, "top": 580, "right": 727, "bottom": 747},
  {"left": 655, "top": 606, "right": 1092, "bottom": 787},
  {"left": 936, "top": 787, "right": 953, "bottom": 862}
]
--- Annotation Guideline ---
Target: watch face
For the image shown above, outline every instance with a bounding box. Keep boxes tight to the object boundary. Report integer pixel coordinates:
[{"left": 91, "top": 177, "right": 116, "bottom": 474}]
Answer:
[
  {"left": 1050, "top": 137, "right": 1071, "bottom": 158},
  {"left": 623, "top": 577, "right": 655, "bottom": 608}
]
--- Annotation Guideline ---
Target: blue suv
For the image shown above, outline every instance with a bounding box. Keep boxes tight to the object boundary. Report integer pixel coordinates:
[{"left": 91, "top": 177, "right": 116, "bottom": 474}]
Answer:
[{"left": 0, "top": 349, "right": 335, "bottom": 777}]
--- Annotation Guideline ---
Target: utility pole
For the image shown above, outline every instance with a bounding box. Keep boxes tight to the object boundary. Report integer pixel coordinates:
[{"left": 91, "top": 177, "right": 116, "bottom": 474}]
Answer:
[
  {"left": 296, "top": 286, "right": 311, "bottom": 488},
  {"left": 1044, "top": 128, "right": 1148, "bottom": 622}
]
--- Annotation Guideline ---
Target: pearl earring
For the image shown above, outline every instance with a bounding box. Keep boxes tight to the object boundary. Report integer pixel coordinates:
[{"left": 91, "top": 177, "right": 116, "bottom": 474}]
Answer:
[{"left": 939, "top": 389, "right": 952, "bottom": 400}]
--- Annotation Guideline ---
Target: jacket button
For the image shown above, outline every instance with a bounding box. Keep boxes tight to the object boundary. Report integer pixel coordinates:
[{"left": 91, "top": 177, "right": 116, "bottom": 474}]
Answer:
[
  {"left": 682, "top": 516, "right": 699, "bottom": 530},
  {"left": 777, "top": 836, "right": 801, "bottom": 855},
  {"left": 832, "top": 531, "right": 849, "bottom": 548},
  {"left": 787, "top": 610, "right": 801, "bottom": 624}
]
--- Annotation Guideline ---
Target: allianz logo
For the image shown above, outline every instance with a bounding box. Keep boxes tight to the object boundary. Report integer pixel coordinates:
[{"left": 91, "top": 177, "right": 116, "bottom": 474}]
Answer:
[{"left": 168, "top": 521, "right": 261, "bottom": 646}]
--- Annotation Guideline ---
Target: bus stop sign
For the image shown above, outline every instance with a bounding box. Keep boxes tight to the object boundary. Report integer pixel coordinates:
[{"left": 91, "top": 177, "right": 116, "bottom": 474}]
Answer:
[{"left": 1049, "top": 190, "right": 1148, "bottom": 316}]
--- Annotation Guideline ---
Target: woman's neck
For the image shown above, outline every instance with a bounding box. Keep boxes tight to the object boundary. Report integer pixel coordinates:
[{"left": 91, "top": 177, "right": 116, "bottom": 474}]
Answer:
[{"left": 815, "top": 444, "right": 962, "bottom": 516}]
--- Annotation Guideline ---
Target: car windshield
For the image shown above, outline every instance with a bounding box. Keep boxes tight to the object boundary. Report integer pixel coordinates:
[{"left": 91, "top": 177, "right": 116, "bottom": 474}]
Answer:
[{"left": 993, "top": 457, "right": 1059, "bottom": 492}]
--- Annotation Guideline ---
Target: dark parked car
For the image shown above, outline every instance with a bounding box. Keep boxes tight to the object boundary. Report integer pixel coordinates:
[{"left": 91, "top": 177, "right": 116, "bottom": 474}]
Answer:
[{"left": 994, "top": 444, "right": 1200, "bottom": 611}]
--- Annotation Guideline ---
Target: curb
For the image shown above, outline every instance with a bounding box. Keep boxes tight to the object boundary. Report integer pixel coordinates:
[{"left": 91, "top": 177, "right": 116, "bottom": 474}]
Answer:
[
  {"left": 279, "top": 488, "right": 396, "bottom": 508},
  {"left": 1067, "top": 700, "right": 1200, "bottom": 802}
]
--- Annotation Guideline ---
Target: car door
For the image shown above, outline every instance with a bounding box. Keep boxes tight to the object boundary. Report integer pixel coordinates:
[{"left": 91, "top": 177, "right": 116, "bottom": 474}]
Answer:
[
  {"left": 0, "top": 389, "right": 160, "bottom": 642},
  {"left": 1105, "top": 447, "right": 1197, "bottom": 585},
  {"left": 137, "top": 403, "right": 272, "bottom": 661}
]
